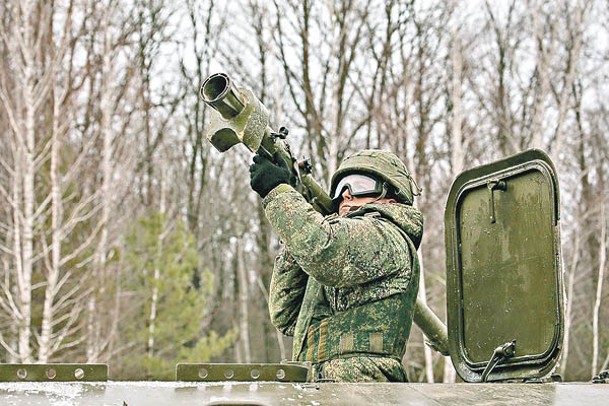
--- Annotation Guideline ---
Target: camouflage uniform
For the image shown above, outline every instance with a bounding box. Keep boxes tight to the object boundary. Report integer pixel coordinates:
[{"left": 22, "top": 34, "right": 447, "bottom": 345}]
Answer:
[{"left": 263, "top": 183, "right": 423, "bottom": 382}]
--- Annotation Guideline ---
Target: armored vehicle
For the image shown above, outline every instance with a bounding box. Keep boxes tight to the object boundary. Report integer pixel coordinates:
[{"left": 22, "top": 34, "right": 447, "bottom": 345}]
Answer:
[{"left": 1, "top": 74, "right": 607, "bottom": 405}]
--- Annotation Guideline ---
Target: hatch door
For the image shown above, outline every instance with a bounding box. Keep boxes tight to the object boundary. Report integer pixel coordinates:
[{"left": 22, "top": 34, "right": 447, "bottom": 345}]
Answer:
[{"left": 445, "top": 149, "right": 563, "bottom": 382}]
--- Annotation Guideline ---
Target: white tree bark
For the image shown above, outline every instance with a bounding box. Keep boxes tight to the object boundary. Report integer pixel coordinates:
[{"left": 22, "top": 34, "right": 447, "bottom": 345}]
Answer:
[
  {"left": 0, "top": 0, "right": 46, "bottom": 363},
  {"left": 87, "top": 1, "right": 121, "bottom": 362},
  {"left": 552, "top": 2, "right": 585, "bottom": 156},
  {"left": 147, "top": 265, "right": 161, "bottom": 359},
  {"left": 450, "top": 32, "right": 465, "bottom": 177},
  {"left": 237, "top": 240, "right": 252, "bottom": 363},
  {"left": 416, "top": 246, "right": 435, "bottom": 382},
  {"left": 37, "top": 1, "right": 75, "bottom": 362},
  {"left": 529, "top": 0, "right": 555, "bottom": 149},
  {"left": 147, "top": 172, "right": 168, "bottom": 360},
  {"left": 560, "top": 232, "right": 580, "bottom": 377},
  {"left": 444, "top": 19, "right": 461, "bottom": 385},
  {"left": 592, "top": 203, "right": 606, "bottom": 377},
  {"left": 38, "top": 91, "right": 62, "bottom": 363}
]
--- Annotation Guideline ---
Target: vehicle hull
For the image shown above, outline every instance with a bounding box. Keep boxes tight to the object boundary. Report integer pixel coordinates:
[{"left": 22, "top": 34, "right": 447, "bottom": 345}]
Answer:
[{"left": 1, "top": 381, "right": 607, "bottom": 405}]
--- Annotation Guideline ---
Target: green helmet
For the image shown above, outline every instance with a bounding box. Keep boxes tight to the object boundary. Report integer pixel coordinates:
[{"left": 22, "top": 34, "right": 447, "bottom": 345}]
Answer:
[{"left": 330, "top": 150, "right": 421, "bottom": 205}]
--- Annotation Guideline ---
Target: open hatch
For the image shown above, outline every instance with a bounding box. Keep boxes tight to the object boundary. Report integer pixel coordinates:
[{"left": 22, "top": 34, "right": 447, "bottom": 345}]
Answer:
[{"left": 444, "top": 149, "right": 563, "bottom": 382}]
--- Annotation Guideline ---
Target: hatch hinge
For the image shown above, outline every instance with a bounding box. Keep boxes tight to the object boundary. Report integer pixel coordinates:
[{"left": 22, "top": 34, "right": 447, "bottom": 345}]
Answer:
[{"left": 481, "top": 340, "right": 516, "bottom": 382}]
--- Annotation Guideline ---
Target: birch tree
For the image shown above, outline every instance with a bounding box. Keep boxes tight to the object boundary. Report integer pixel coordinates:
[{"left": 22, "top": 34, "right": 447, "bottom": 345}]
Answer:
[
  {"left": 0, "top": 0, "right": 96, "bottom": 363},
  {"left": 0, "top": 0, "right": 49, "bottom": 363},
  {"left": 0, "top": 0, "right": 145, "bottom": 364}
]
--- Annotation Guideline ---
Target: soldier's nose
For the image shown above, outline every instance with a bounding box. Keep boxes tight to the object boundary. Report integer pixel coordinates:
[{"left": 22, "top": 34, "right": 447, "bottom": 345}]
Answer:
[{"left": 341, "top": 188, "right": 353, "bottom": 200}]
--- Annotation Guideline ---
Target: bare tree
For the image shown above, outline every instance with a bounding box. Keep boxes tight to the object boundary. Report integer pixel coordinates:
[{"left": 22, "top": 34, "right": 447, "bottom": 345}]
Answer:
[
  {"left": 527, "top": 0, "right": 556, "bottom": 149},
  {"left": 270, "top": 0, "right": 380, "bottom": 182},
  {"left": 592, "top": 200, "right": 606, "bottom": 377},
  {"left": 0, "top": 0, "right": 47, "bottom": 363},
  {"left": 480, "top": 0, "right": 522, "bottom": 156},
  {"left": 0, "top": 0, "right": 123, "bottom": 362},
  {"left": 550, "top": 1, "right": 587, "bottom": 156},
  {"left": 83, "top": 0, "right": 142, "bottom": 362}
]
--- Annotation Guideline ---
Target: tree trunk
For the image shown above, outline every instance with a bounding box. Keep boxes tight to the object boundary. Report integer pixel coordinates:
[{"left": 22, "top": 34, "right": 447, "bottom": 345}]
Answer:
[
  {"left": 87, "top": 3, "right": 118, "bottom": 361},
  {"left": 560, "top": 232, "right": 580, "bottom": 377},
  {"left": 552, "top": 2, "right": 584, "bottom": 155},
  {"left": 529, "top": 2, "right": 553, "bottom": 149},
  {"left": 39, "top": 97, "right": 62, "bottom": 363},
  {"left": 417, "top": 247, "right": 434, "bottom": 382},
  {"left": 237, "top": 240, "right": 251, "bottom": 363},
  {"left": 450, "top": 35, "right": 464, "bottom": 176},
  {"left": 147, "top": 173, "right": 167, "bottom": 364},
  {"left": 592, "top": 203, "right": 606, "bottom": 377},
  {"left": 18, "top": 5, "right": 37, "bottom": 361},
  {"left": 147, "top": 267, "right": 160, "bottom": 360}
]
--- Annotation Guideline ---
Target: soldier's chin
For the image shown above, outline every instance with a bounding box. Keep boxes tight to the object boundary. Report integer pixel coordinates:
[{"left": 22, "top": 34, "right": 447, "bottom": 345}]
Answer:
[{"left": 339, "top": 205, "right": 360, "bottom": 217}]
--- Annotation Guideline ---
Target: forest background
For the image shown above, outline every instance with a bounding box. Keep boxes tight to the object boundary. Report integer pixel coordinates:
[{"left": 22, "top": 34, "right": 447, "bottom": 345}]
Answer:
[{"left": 0, "top": 0, "right": 607, "bottom": 382}]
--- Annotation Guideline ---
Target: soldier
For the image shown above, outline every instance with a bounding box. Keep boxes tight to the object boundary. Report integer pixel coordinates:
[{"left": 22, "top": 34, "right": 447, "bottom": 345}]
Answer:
[{"left": 249, "top": 150, "right": 423, "bottom": 382}]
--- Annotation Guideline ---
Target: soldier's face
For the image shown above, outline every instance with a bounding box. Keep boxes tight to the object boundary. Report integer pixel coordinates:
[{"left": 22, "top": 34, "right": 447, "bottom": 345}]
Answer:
[{"left": 338, "top": 189, "right": 396, "bottom": 216}]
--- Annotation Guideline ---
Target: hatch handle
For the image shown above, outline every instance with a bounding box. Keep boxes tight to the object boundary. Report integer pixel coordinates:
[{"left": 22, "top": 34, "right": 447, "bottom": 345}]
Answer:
[
  {"left": 592, "top": 370, "right": 609, "bottom": 384},
  {"left": 481, "top": 340, "right": 516, "bottom": 382},
  {"left": 487, "top": 180, "right": 507, "bottom": 224}
]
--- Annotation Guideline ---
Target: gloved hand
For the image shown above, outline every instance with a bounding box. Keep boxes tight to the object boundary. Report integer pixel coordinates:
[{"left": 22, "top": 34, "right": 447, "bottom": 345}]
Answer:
[{"left": 249, "top": 152, "right": 295, "bottom": 198}]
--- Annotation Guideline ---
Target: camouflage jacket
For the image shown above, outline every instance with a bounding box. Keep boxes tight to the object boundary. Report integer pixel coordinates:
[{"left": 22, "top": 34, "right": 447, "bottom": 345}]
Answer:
[{"left": 263, "top": 184, "right": 423, "bottom": 368}]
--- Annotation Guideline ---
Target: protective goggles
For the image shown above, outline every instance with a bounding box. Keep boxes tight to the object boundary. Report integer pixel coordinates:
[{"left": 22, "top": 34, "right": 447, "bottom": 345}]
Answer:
[{"left": 331, "top": 174, "right": 383, "bottom": 201}]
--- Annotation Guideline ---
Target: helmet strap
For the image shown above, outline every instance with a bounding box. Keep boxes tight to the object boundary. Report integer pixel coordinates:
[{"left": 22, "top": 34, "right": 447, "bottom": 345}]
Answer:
[
  {"left": 340, "top": 183, "right": 392, "bottom": 216},
  {"left": 367, "top": 183, "right": 388, "bottom": 205}
]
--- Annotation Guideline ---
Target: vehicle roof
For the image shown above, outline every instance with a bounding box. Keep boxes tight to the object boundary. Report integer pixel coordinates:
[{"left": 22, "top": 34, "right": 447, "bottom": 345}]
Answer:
[{"left": 1, "top": 381, "right": 608, "bottom": 405}]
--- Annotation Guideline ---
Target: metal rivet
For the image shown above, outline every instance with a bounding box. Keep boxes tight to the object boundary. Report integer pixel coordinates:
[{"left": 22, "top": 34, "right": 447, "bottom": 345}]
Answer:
[
  {"left": 250, "top": 369, "right": 260, "bottom": 379},
  {"left": 74, "top": 368, "right": 85, "bottom": 380},
  {"left": 276, "top": 369, "right": 286, "bottom": 380},
  {"left": 198, "top": 368, "right": 208, "bottom": 379},
  {"left": 46, "top": 368, "right": 57, "bottom": 380},
  {"left": 16, "top": 368, "right": 27, "bottom": 380},
  {"left": 224, "top": 369, "right": 234, "bottom": 379}
]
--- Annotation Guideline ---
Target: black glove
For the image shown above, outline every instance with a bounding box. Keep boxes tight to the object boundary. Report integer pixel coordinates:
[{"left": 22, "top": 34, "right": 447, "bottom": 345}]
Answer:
[{"left": 249, "top": 152, "right": 295, "bottom": 198}]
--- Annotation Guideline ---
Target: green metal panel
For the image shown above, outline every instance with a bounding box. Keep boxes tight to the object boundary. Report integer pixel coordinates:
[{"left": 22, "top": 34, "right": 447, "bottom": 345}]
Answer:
[
  {"left": 445, "top": 149, "right": 563, "bottom": 382},
  {"left": 176, "top": 363, "right": 310, "bottom": 382},
  {"left": 0, "top": 363, "right": 108, "bottom": 382}
]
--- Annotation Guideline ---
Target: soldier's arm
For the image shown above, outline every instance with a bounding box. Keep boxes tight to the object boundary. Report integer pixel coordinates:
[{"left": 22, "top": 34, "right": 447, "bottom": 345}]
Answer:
[
  {"left": 268, "top": 248, "right": 308, "bottom": 336},
  {"left": 263, "top": 185, "right": 415, "bottom": 288}
]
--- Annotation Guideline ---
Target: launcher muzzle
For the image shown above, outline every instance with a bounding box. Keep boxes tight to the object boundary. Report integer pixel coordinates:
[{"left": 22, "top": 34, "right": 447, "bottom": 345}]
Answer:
[{"left": 200, "top": 73, "right": 271, "bottom": 153}]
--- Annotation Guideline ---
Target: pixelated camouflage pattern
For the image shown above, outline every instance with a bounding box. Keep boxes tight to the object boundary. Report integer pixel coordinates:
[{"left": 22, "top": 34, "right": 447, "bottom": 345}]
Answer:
[
  {"left": 264, "top": 184, "right": 423, "bottom": 382},
  {"left": 313, "top": 357, "right": 407, "bottom": 382}
]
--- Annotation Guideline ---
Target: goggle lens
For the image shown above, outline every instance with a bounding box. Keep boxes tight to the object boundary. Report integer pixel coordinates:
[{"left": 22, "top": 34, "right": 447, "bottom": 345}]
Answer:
[{"left": 331, "top": 174, "right": 382, "bottom": 200}]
